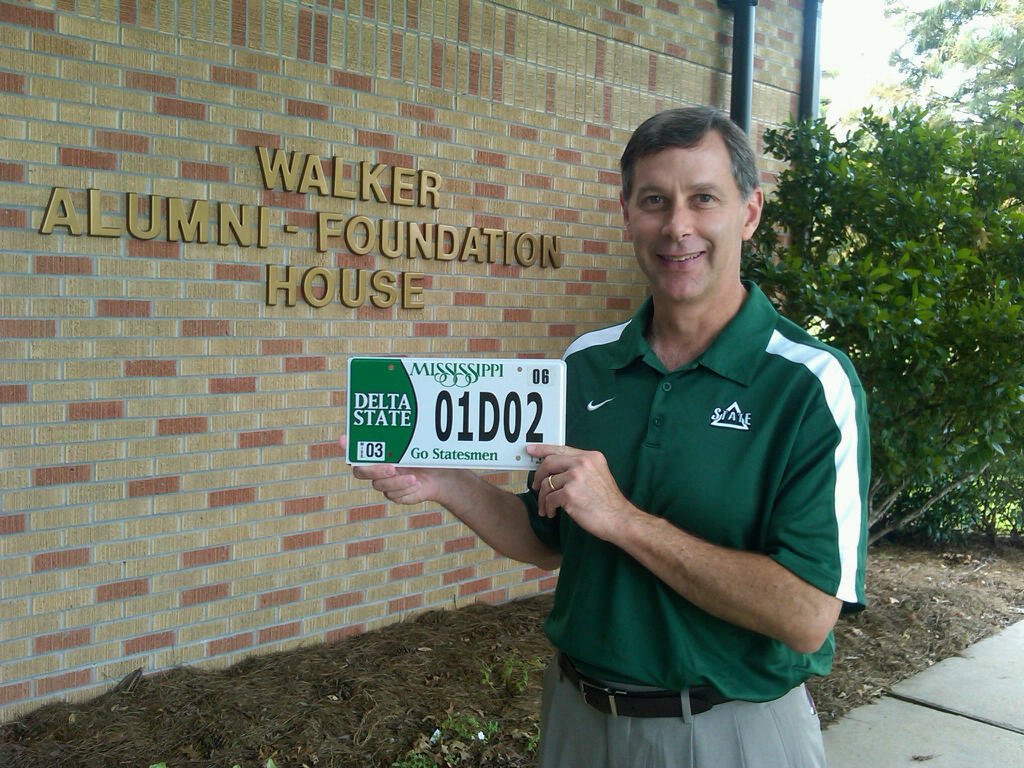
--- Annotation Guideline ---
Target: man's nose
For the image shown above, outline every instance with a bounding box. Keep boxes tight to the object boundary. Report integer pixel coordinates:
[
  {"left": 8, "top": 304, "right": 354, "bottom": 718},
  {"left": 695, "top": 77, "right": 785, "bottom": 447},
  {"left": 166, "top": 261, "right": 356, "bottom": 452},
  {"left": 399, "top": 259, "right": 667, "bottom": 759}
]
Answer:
[{"left": 662, "top": 202, "right": 694, "bottom": 241}]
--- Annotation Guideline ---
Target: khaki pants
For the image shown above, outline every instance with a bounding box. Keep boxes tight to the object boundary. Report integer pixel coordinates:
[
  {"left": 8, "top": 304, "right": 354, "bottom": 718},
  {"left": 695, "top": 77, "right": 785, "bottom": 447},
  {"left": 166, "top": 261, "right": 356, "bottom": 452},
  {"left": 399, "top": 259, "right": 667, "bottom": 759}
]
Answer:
[{"left": 537, "top": 658, "right": 828, "bottom": 768}]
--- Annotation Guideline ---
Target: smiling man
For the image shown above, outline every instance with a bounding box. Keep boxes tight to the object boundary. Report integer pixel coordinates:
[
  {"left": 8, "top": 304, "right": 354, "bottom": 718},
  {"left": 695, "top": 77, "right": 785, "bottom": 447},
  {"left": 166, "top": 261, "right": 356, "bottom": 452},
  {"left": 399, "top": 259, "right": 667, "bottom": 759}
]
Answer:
[{"left": 343, "top": 106, "right": 870, "bottom": 767}]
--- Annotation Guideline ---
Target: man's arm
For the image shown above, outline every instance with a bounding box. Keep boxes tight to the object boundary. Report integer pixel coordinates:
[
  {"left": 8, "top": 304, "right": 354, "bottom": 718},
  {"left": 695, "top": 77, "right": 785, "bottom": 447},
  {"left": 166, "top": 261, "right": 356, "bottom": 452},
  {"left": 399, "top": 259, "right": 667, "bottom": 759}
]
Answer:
[
  {"left": 340, "top": 437, "right": 561, "bottom": 571},
  {"left": 528, "top": 444, "right": 840, "bottom": 654}
]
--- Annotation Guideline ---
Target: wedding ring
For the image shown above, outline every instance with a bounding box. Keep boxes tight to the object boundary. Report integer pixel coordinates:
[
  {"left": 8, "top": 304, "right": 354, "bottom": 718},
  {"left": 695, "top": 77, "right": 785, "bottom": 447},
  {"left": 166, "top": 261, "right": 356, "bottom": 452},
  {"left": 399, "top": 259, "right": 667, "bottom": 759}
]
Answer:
[{"left": 547, "top": 475, "right": 556, "bottom": 491}]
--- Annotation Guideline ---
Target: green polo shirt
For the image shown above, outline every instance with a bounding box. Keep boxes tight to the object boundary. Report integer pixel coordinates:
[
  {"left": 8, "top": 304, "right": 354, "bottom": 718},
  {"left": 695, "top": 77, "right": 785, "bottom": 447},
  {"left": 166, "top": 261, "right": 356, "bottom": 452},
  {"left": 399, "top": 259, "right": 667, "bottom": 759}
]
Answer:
[{"left": 523, "top": 282, "right": 869, "bottom": 702}]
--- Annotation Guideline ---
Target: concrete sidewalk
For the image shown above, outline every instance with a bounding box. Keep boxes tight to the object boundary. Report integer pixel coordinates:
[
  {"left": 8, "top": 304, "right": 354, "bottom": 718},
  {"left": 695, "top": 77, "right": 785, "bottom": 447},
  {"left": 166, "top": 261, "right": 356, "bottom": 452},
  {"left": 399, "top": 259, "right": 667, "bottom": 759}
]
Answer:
[{"left": 822, "top": 618, "right": 1024, "bottom": 767}]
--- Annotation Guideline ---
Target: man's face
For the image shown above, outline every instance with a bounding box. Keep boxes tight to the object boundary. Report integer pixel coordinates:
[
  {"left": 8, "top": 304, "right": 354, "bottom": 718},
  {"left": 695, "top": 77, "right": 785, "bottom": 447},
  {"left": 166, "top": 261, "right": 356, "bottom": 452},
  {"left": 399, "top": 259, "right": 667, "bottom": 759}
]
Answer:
[{"left": 620, "top": 132, "right": 762, "bottom": 313}]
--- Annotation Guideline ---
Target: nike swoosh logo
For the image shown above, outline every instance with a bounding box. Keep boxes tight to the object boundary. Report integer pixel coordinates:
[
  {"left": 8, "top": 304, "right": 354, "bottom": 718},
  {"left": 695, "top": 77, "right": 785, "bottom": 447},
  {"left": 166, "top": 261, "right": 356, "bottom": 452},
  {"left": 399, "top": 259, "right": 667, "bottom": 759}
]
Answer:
[{"left": 587, "top": 398, "right": 614, "bottom": 411}]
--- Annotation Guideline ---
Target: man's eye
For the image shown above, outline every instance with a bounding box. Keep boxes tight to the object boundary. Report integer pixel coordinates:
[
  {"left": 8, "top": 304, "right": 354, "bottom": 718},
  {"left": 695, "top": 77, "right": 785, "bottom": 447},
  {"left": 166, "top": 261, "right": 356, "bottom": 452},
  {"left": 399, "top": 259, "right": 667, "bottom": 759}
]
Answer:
[
  {"left": 695, "top": 193, "right": 715, "bottom": 204},
  {"left": 641, "top": 194, "right": 664, "bottom": 206}
]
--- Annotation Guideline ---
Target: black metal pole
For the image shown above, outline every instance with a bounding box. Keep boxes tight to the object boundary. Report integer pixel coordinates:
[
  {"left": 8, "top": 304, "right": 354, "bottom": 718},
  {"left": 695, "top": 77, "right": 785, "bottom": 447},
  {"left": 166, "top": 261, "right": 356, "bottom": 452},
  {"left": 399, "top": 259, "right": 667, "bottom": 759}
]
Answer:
[
  {"left": 718, "top": 0, "right": 757, "bottom": 134},
  {"left": 798, "top": 0, "right": 822, "bottom": 121}
]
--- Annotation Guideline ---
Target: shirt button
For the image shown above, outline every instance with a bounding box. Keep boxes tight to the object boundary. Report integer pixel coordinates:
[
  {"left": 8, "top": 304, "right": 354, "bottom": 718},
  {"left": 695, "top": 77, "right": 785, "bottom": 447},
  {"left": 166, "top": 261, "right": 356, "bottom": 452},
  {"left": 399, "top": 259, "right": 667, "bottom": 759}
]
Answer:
[
  {"left": 661, "top": 382, "right": 672, "bottom": 392},
  {"left": 653, "top": 416, "right": 664, "bottom": 427}
]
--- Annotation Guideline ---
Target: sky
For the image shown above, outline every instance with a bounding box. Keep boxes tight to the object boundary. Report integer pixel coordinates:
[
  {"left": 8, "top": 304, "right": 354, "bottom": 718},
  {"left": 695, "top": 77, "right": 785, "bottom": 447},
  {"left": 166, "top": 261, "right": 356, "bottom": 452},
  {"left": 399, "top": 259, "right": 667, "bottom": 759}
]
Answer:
[{"left": 818, "top": 0, "right": 910, "bottom": 121}]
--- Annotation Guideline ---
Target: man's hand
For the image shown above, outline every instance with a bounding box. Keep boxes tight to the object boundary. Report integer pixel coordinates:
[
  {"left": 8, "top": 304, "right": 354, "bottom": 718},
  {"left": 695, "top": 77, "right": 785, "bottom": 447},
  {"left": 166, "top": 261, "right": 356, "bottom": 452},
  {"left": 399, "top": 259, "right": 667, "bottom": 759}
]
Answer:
[
  {"left": 527, "top": 443, "right": 638, "bottom": 544},
  {"left": 339, "top": 436, "right": 466, "bottom": 507}
]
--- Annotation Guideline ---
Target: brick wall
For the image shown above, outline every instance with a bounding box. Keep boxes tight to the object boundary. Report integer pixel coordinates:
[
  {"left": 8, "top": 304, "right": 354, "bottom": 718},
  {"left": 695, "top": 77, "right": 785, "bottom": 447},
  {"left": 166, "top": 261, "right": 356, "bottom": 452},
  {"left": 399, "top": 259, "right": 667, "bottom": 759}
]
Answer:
[{"left": 0, "top": 0, "right": 805, "bottom": 720}]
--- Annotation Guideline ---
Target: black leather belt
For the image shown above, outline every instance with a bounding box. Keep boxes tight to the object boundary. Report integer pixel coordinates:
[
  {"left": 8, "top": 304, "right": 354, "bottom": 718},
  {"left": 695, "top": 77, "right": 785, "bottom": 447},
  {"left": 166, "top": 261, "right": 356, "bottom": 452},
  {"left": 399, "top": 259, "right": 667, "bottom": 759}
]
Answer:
[{"left": 558, "top": 653, "right": 731, "bottom": 718}]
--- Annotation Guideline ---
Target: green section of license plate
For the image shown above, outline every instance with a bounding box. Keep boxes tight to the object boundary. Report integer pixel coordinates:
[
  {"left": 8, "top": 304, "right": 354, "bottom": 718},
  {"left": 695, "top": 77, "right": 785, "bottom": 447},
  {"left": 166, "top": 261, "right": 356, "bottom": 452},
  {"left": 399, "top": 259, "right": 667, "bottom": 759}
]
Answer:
[{"left": 346, "top": 357, "right": 566, "bottom": 469}]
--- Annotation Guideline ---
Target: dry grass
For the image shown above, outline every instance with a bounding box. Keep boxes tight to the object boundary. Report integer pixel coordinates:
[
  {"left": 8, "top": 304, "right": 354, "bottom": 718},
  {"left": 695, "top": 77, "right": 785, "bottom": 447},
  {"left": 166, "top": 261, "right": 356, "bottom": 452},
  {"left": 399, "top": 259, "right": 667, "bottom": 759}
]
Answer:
[{"left": 3, "top": 541, "right": 1023, "bottom": 768}]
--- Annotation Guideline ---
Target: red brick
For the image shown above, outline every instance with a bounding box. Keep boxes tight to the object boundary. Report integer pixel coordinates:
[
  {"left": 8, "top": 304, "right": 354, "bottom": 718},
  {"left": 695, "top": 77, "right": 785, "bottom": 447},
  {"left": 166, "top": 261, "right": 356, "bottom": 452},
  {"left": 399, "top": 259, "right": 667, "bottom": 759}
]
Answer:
[
  {"left": 309, "top": 441, "right": 344, "bottom": 460},
  {"left": 258, "top": 587, "right": 301, "bottom": 608},
  {"left": 0, "top": 208, "right": 24, "bottom": 228},
  {"left": 581, "top": 269, "right": 607, "bottom": 282},
  {"left": 211, "top": 65, "right": 258, "bottom": 89},
  {"left": 125, "top": 359, "right": 176, "bottom": 377},
  {"left": 258, "top": 621, "right": 300, "bottom": 644},
  {"left": 598, "top": 170, "right": 620, "bottom": 186},
  {"left": 583, "top": 240, "right": 609, "bottom": 254},
  {"left": 333, "top": 70, "right": 372, "bottom": 92},
  {"left": 586, "top": 124, "right": 612, "bottom": 140},
  {"left": 408, "top": 511, "right": 442, "bottom": 529},
  {"left": 475, "top": 150, "right": 507, "bottom": 167},
  {"left": 0, "top": 2, "right": 56, "bottom": 29},
  {"left": 458, "top": 577, "right": 492, "bottom": 597},
  {"left": 454, "top": 291, "right": 486, "bottom": 306},
  {"left": 1, "top": 514, "right": 26, "bottom": 535},
  {"left": 419, "top": 123, "right": 452, "bottom": 141},
  {"left": 347, "top": 503, "right": 386, "bottom": 523},
  {"left": 468, "top": 338, "right": 499, "bottom": 352},
  {"left": 95, "top": 130, "right": 149, "bottom": 153},
  {"left": 0, "top": 71, "right": 25, "bottom": 93},
  {"left": 443, "top": 536, "right": 475, "bottom": 554},
  {"left": 502, "top": 309, "right": 531, "bottom": 322},
  {"left": 35, "top": 669, "right": 91, "bottom": 697},
  {"left": 261, "top": 338, "right": 303, "bottom": 355},
  {"left": 182, "top": 545, "right": 230, "bottom": 568},
  {"left": 157, "top": 416, "right": 207, "bottom": 435},
  {"left": 378, "top": 150, "right": 414, "bottom": 168},
  {"left": 0, "top": 319, "right": 56, "bottom": 337},
  {"left": 475, "top": 588, "right": 507, "bottom": 604},
  {"left": 181, "top": 161, "right": 230, "bottom": 182},
  {"left": 554, "top": 208, "right": 580, "bottom": 222},
  {"left": 548, "top": 324, "right": 575, "bottom": 336},
  {"left": 33, "top": 465, "right": 91, "bottom": 487},
  {"left": 123, "top": 631, "right": 174, "bottom": 656},
  {"left": 125, "top": 71, "right": 176, "bottom": 94},
  {"left": 97, "top": 299, "right": 150, "bottom": 317},
  {"left": 283, "top": 530, "right": 325, "bottom": 550},
  {"left": 554, "top": 148, "right": 582, "bottom": 164},
  {"left": 0, "top": 384, "right": 28, "bottom": 403},
  {"left": 0, "top": 682, "right": 31, "bottom": 706},
  {"left": 566, "top": 282, "right": 591, "bottom": 295},
  {"left": 154, "top": 97, "right": 206, "bottom": 120},
  {"left": 210, "top": 376, "right": 256, "bottom": 394},
  {"left": 510, "top": 124, "right": 538, "bottom": 141},
  {"left": 207, "top": 632, "right": 252, "bottom": 656},
  {"left": 355, "top": 129, "right": 393, "bottom": 149},
  {"left": 214, "top": 263, "right": 261, "bottom": 281},
  {"left": 181, "top": 583, "right": 229, "bottom": 606},
  {"left": 127, "top": 475, "right": 179, "bottom": 498},
  {"left": 399, "top": 102, "right": 435, "bottom": 121},
  {"left": 67, "top": 400, "right": 123, "bottom": 421},
  {"left": 0, "top": 161, "right": 23, "bottom": 181},
  {"left": 59, "top": 147, "right": 116, "bottom": 170},
  {"left": 413, "top": 322, "right": 447, "bottom": 337},
  {"left": 326, "top": 624, "right": 365, "bottom": 642},
  {"left": 126, "top": 240, "right": 180, "bottom": 259},
  {"left": 489, "top": 263, "right": 520, "bottom": 277},
  {"left": 523, "top": 173, "right": 551, "bottom": 189},
  {"left": 33, "top": 628, "right": 91, "bottom": 654},
  {"left": 388, "top": 594, "right": 422, "bottom": 613},
  {"left": 324, "top": 591, "right": 363, "bottom": 611},
  {"left": 209, "top": 487, "right": 255, "bottom": 507},
  {"left": 389, "top": 563, "right": 424, "bottom": 581},
  {"left": 286, "top": 98, "right": 329, "bottom": 120},
  {"left": 182, "top": 319, "right": 229, "bottom": 336},
  {"left": 33, "top": 548, "right": 89, "bottom": 572},
  {"left": 442, "top": 566, "right": 474, "bottom": 585},
  {"left": 284, "top": 356, "right": 326, "bottom": 372},
  {"left": 230, "top": 0, "right": 245, "bottom": 46},
  {"left": 235, "top": 129, "right": 279, "bottom": 148},
  {"left": 473, "top": 182, "right": 505, "bottom": 199},
  {"left": 345, "top": 537, "right": 383, "bottom": 557},
  {"left": 34, "top": 255, "right": 93, "bottom": 275},
  {"left": 607, "top": 297, "right": 631, "bottom": 310},
  {"left": 96, "top": 578, "right": 149, "bottom": 602},
  {"left": 239, "top": 429, "right": 283, "bottom": 448},
  {"left": 118, "top": 0, "right": 135, "bottom": 24}
]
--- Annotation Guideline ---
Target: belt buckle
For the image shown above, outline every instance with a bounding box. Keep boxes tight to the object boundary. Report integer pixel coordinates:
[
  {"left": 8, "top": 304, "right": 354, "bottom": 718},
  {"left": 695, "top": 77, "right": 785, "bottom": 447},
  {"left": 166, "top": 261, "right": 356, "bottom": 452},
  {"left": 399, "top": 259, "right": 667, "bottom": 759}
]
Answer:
[{"left": 579, "top": 678, "right": 620, "bottom": 717}]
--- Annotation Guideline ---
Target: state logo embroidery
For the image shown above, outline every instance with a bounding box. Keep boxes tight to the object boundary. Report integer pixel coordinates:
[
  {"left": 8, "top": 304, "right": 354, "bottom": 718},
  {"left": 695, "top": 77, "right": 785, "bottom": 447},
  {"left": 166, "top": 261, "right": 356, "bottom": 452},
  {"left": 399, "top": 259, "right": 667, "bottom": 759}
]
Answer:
[{"left": 709, "top": 401, "right": 752, "bottom": 431}]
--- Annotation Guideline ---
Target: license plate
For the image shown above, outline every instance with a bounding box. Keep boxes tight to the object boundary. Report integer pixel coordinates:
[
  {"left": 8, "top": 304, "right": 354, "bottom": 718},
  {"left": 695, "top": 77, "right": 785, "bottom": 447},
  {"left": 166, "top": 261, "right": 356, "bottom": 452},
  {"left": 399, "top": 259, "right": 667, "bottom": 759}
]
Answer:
[{"left": 346, "top": 357, "right": 566, "bottom": 469}]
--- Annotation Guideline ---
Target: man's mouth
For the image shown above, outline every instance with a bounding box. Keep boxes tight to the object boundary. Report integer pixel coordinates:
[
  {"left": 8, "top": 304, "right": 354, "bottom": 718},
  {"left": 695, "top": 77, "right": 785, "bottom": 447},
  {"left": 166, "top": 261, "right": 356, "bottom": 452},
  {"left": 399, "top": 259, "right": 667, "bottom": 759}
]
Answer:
[{"left": 659, "top": 250, "right": 704, "bottom": 263}]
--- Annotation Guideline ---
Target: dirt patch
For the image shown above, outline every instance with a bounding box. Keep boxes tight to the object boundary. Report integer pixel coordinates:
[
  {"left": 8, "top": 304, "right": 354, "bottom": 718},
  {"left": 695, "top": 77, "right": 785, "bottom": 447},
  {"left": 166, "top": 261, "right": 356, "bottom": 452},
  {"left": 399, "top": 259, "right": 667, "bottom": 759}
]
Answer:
[{"left": 3, "top": 541, "right": 1023, "bottom": 768}]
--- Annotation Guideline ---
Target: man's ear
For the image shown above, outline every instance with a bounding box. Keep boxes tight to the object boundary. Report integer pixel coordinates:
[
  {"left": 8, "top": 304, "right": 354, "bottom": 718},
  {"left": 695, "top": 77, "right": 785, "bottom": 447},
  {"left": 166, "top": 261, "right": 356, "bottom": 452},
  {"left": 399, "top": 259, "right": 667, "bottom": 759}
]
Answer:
[
  {"left": 741, "top": 187, "right": 763, "bottom": 241},
  {"left": 620, "top": 192, "right": 632, "bottom": 241}
]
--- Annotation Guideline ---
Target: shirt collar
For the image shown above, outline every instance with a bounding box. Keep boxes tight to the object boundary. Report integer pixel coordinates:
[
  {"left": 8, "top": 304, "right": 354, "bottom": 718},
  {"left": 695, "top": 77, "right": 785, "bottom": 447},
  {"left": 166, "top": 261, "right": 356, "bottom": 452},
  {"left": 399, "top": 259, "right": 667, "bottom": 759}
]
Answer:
[{"left": 607, "top": 281, "right": 778, "bottom": 386}]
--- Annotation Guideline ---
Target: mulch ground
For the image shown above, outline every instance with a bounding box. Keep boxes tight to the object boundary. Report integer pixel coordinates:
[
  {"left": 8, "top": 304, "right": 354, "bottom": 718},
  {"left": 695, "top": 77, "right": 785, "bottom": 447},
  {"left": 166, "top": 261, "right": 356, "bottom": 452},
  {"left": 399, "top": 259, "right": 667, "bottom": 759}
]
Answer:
[{"left": 3, "top": 541, "right": 1023, "bottom": 768}]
